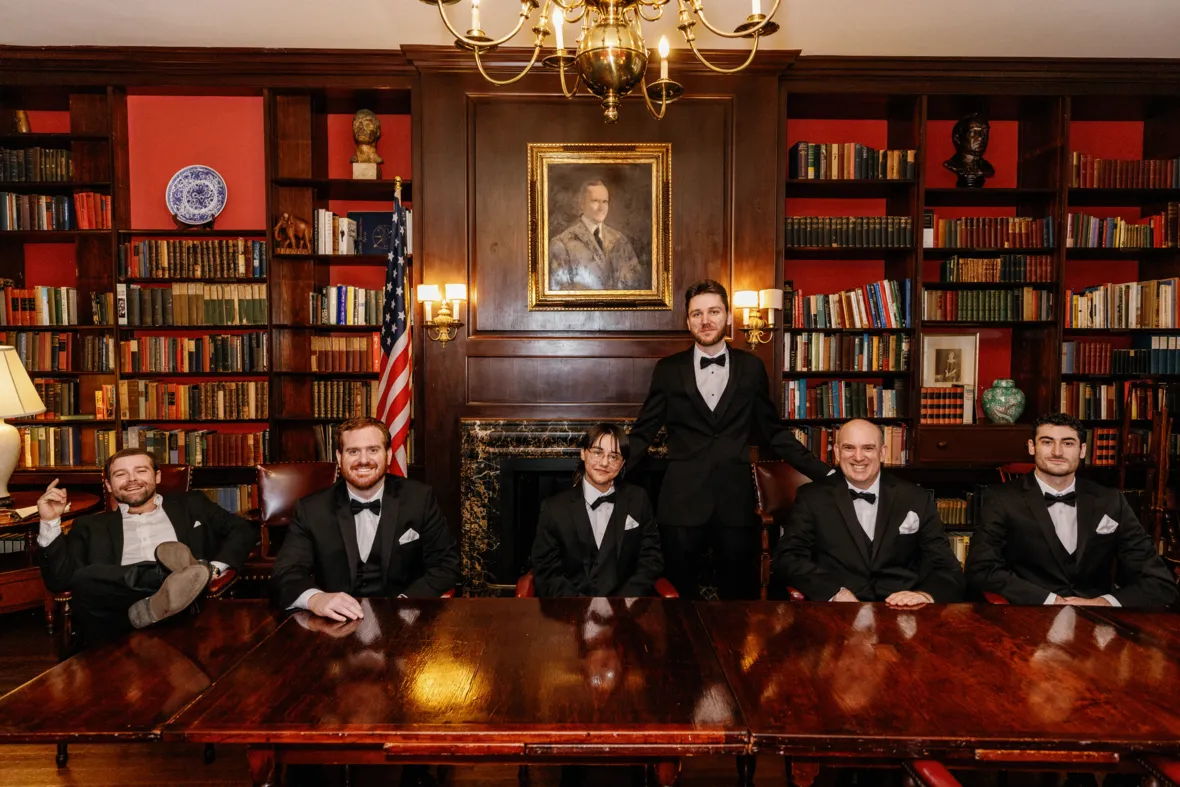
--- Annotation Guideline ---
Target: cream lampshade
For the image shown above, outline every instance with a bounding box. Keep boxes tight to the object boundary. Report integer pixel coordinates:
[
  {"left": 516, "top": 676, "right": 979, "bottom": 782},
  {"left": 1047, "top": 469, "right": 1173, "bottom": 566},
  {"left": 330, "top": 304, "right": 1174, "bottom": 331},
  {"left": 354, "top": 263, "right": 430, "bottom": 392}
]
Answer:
[{"left": 0, "top": 346, "right": 45, "bottom": 505}]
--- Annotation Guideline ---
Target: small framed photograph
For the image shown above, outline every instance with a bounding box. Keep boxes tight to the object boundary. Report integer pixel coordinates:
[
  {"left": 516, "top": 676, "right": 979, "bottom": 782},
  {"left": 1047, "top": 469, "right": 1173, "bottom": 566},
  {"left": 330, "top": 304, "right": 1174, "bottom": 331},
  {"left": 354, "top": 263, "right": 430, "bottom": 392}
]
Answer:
[{"left": 922, "top": 333, "right": 979, "bottom": 387}]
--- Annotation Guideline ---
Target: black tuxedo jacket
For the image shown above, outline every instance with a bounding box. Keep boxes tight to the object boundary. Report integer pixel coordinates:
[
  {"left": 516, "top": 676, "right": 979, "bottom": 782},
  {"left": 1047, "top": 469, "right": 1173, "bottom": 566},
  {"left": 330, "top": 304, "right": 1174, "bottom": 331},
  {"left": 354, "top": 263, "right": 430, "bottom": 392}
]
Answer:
[
  {"left": 965, "top": 474, "right": 1178, "bottom": 608},
  {"left": 773, "top": 473, "right": 965, "bottom": 602},
  {"left": 628, "top": 346, "right": 831, "bottom": 529},
  {"left": 39, "top": 491, "right": 256, "bottom": 594},
  {"left": 531, "top": 482, "right": 664, "bottom": 598},
  {"left": 270, "top": 476, "right": 461, "bottom": 610}
]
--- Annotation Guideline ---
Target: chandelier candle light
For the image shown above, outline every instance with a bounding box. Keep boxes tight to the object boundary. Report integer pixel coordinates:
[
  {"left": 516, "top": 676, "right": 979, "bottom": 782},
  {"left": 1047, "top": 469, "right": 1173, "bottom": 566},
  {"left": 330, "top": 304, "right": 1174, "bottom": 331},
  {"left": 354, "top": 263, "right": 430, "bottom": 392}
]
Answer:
[{"left": 421, "top": 0, "right": 782, "bottom": 122}]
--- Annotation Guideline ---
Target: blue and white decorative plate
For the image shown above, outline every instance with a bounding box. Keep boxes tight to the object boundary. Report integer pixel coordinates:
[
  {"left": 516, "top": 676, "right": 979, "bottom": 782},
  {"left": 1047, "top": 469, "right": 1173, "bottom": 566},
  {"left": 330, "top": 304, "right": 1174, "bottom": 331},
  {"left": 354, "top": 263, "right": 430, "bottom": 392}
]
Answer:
[{"left": 165, "top": 165, "right": 228, "bottom": 225}]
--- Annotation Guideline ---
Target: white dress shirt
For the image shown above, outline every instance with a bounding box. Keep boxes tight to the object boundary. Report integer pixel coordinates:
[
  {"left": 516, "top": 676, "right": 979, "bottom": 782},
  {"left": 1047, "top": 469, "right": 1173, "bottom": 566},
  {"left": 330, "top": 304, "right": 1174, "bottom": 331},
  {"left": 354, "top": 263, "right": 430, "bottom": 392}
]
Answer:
[
  {"left": 1034, "top": 473, "right": 1119, "bottom": 607},
  {"left": 38, "top": 493, "right": 228, "bottom": 572},
  {"left": 582, "top": 478, "right": 616, "bottom": 549},
  {"left": 290, "top": 481, "right": 384, "bottom": 611},
  {"left": 847, "top": 474, "right": 882, "bottom": 542},
  {"left": 581, "top": 215, "right": 605, "bottom": 246},
  {"left": 693, "top": 344, "right": 730, "bottom": 411}
]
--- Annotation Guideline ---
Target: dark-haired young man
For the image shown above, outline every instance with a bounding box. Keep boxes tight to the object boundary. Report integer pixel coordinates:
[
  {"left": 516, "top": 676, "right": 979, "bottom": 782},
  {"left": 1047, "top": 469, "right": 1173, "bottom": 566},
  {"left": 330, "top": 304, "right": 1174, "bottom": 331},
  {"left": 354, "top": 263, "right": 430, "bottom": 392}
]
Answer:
[
  {"left": 966, "top": 412, "right": 1177, "bottom": 608},
  {"left": 531, "top": 423, "right": 663, "bottom": 597},
  {"left": 37, "top": 448, "right": 256, "bottom": 640},
  {"left": 628, "top": 279, "right": 832, "bottom": 599}
]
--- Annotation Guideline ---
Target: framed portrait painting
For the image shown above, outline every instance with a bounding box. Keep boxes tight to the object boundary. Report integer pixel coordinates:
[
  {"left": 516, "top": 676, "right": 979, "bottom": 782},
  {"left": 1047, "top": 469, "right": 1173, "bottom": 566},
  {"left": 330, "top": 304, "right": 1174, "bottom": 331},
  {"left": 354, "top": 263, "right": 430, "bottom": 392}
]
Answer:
[
  {"left": 921, "top": 333, "right": 979, "bottom": 387},
  {"left": 527, "top": 142, "right": 672, "bottom": 310}
]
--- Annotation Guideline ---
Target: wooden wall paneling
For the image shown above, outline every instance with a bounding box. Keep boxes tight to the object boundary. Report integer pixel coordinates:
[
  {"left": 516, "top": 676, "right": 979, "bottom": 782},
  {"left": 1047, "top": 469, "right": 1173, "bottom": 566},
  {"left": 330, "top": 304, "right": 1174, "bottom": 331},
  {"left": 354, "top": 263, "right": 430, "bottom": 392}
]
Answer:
[
  {"left": 1142, "top": 97, "right": 1180, "bottom": 160},
  {"left": 109, "top": 88, "right": 130, "bottom": 229},
  {"left": 271, "top": 328, "right": 311, "bottom": 374},
  {"left": 75, "top": 234, "right": 110, "bottom": 325},
  {"left": 909, "top": 95, "right": 931, "bottom": 428},
  {"left": 466, "top": 357, "right": 658, "bottom": 405},
  {"left": 274, "top": 94, "right": 313, "bottom": 180},
  {"left": 67, "top": 91, "right": 108, "bottom": 135}
]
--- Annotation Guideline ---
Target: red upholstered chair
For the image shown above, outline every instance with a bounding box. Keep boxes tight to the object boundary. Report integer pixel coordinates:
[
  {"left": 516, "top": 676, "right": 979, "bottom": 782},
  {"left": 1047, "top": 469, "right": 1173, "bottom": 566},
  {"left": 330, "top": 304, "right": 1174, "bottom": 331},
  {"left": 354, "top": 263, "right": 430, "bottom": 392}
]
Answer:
[
  {"left": 752, "top": 461, "right": 813, "bottom": 600},
  {"left": 514, "top": 571, "right": 679, "bottom": 599},
  {"left": 997, "top": 462, "right": 1035, "bottom": 483}
]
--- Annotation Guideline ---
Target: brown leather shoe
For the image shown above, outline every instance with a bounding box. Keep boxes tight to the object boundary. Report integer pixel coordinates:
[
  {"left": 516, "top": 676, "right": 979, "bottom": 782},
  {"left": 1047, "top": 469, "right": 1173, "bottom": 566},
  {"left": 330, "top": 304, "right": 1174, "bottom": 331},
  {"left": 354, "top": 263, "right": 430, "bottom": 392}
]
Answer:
[
  {"left": 128, "top": 564, "right": 211, "bottom": 629},
  {"left": 154, "top": 541, "right": 197, "bottom": 574}
]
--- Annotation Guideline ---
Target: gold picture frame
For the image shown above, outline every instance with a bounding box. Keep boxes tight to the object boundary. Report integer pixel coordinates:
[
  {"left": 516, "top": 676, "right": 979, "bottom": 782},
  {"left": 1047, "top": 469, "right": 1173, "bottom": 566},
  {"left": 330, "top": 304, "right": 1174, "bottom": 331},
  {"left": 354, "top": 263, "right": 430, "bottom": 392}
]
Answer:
[{"left": 528, "top": 143, "right": 672, "bottom": 310}]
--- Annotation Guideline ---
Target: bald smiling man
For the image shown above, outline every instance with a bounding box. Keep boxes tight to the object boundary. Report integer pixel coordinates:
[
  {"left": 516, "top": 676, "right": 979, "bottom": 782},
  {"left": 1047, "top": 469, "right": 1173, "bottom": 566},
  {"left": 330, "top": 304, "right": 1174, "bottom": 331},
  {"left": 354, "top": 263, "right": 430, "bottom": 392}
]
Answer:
[{"left": 773, "top": 418, "right": 965, "bottom": 605}]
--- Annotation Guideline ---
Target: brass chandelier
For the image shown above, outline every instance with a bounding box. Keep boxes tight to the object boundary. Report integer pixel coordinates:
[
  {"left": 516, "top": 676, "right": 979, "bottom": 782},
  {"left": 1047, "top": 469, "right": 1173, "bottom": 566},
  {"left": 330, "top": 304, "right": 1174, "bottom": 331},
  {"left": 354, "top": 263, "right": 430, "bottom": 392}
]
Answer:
[{"left": 420, "top": 0, "right": 781, "bottom": 122}]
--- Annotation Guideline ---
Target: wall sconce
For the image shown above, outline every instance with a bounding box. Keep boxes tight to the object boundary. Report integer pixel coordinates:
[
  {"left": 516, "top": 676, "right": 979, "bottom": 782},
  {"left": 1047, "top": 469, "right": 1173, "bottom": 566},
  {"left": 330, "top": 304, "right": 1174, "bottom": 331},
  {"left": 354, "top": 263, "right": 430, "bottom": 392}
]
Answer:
[
  {"left": 734, "top": 289, "right": 783, "bottom": 347},
  {"left": 417, "top": 283, "right": 467, "bottom": 348}
]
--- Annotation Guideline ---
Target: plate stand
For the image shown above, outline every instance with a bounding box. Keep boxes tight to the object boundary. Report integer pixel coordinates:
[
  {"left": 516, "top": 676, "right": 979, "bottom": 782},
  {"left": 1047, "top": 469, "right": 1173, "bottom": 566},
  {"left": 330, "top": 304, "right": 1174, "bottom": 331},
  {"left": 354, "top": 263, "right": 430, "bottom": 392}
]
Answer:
[{"left": 171, "top": 213, "right": 216, "bottom": 231}]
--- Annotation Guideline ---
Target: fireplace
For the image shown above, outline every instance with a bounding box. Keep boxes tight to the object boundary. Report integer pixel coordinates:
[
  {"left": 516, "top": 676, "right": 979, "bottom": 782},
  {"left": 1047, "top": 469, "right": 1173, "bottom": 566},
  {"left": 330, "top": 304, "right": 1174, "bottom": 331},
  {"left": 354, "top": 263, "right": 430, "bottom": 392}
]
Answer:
[{"left": 459, "top": 419, "right": 665, "bottom": 595}]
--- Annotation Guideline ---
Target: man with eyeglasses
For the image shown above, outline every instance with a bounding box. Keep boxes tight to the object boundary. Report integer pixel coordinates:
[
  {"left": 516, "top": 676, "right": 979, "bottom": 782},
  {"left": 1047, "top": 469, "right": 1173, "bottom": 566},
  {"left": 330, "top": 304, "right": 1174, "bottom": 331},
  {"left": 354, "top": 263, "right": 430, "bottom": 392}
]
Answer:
[{"left": 531, "top": 423, "right": 663, "bottom": 597}]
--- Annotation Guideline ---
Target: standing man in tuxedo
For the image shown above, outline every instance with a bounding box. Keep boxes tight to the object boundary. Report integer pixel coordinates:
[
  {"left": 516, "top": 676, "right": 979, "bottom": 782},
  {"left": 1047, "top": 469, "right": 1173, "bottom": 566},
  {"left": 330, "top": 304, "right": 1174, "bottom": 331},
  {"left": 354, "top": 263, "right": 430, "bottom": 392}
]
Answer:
[
  {"left": 532, "top": 423, "right": 663, "bottom": 597},
  {"left": 628, "top": 279, "right": 832, "bottom": 600},
  {"left": 966, "top": 412, "right": 1177, "bottom": 608},
  {"left": 271, "top": 415, "right": 461, "bottom": 620},
  {"left": 774, "top": 418, "right": 965, "bottom": 604},
  {"left": 37, "top": 448, "right": 256, "bottom": 641}
]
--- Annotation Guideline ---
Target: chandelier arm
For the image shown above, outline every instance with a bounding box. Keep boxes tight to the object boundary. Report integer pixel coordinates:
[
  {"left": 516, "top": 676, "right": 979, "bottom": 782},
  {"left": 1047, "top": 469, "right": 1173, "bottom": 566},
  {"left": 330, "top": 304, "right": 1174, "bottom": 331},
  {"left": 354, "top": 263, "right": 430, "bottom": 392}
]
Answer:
[
  {"left": 685, "top": 33, "right": 760, "bottom": 74},
  {"left": 473, "top": 43, "right": 545, "bottom": 86},
  {"left": 640, "top": 77, "right": 670, "bottom": 121},
  {"left": 688, "top": 0, "right": 783, "bottom": 39},
  {"left": 637, "top": 5, "right": 664, "bottom": 22},
  {"left": 436, "top": 0, "right": 536, "bottom": 49},
  {"left": 557, "top": 56, "right": 581, "bottom": 98}
]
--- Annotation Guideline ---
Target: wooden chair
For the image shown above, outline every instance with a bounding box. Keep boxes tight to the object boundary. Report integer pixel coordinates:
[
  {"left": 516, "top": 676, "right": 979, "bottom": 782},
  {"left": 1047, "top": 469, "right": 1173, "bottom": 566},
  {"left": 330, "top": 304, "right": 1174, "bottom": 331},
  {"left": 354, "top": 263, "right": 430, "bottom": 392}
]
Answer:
[
  {"left": 751, "top": 460, "right": 812, "bottom": 600},
  {"left": 514, "top": 571, "right": 679, "bottom": 599}
]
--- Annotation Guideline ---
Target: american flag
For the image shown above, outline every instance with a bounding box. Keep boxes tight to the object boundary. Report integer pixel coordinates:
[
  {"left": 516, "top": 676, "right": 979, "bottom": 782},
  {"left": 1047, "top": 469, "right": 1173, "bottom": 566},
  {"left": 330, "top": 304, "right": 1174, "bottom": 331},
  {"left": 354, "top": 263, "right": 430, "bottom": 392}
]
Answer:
[{"left": 375, "top": 193, "right": 411, "bottom": 476}]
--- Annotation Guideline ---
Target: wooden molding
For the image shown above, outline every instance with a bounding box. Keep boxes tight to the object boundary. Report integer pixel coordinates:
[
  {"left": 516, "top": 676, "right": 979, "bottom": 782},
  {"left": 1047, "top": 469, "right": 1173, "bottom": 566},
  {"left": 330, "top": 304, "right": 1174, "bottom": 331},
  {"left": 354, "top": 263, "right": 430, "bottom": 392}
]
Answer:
[{"left": 402, "top": 44, "right": 800, "bottom": 76}]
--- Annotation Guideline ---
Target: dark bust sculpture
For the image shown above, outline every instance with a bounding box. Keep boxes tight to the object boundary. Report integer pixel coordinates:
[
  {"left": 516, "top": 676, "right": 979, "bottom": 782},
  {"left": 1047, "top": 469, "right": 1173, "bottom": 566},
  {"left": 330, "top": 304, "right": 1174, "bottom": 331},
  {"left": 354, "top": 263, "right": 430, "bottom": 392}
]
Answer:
[{"left": 944, "top": 113, "right": 995, "bottom": 188}]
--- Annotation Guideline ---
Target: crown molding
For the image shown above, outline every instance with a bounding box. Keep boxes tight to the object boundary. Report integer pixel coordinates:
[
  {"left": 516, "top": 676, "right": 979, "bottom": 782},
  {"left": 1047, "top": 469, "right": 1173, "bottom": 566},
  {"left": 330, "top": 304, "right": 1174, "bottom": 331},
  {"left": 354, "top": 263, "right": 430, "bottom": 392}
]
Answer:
[{"left": 402, "top": 45, "right": 800, "bottom": 76}]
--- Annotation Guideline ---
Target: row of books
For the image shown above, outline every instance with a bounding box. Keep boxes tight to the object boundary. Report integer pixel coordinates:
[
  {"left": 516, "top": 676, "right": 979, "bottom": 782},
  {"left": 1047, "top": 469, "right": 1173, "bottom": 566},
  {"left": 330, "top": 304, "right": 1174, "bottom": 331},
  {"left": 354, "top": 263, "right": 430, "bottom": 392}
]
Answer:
[
  {"left": 921, "top": 288, "right": 1054, "bottom": 322},
  {"left": 118, "top": 239, "right": 268, "bottom": 280},
  {"left": 71, "top": 192, "right": 110, "bottom": 230},
  {"left": 1065, "top": 210, "right": 1180, "bottom": 249},
  {"left": 784, "top": 216, "right": 913, "bottom": 248},
  {"left": 0, "top": 146, "right": 72, "bottom": 182},
  {"left": 947, "top": 533, "right": 971, "bottom": 568},
  {"left": 925, "top": 215, "right": 1055, "bottom": 250},
  {"left": 1058, "top": 340, "right": 1180, "bottom": 375},
  {"left": 936, "top": 497, "right": 971, "bottom": 527},
  {"left": 119, "top": 380, "right": 269, "bottom": 421},
  {"left": 919, "top": 385, "right": 975, "bottom": 425},
  {"left": 296, "top": 209, "right": 414, "bottom": 257},
  {"left": 1064, "top": 278, "right": 1178, "bottom": 329},
  {"left": 309, "top": 286, "right": 389, "bottom": 327},
  {"left": 91, "top": 292, "right": 116, "bottom": 326},
  {"left": 313, "top": 423, "right": 415, "bottom": 465},
  {"left": 1085, "top": 427, "right": 1119, "bottom": 466},
  {"left": 119, "top": 334, "right": 269, "bottom": 374},
  {"left": 782, "top": 380, "right": 908, "bottom": 420},
  {"left": 1059, "top": 382, "right": 1119, "bottom": 420},
  {"left": 125, "top": 426, "right": 270, "bottom": 467},
  {"left": 788, "top": 142, "right": 917, "bottom": 181},
  {"left": 937, "top": 254, "right": 1055, "bottom": 283},
  {"left": 311, "top": 335, "right": 381, "bottom": 373},
  {"left": 17, "top": 425, "right": 99, "bottom": 468},
  {"left": 1, "top": 286, "right": 78, "bottom": 326},
  {"left": 26, "top": 380, "right": 83, "bottom": 420},
  {"left": 117, "top": 283, "right": 268, "bottom": 326},
  {"left": 789, "top": 424, "right": 910, "bottom": 467},
  {"left": 1, "top": 332, "right": 115, "bottom": 372},
  {"left": 94, "top": 384, "right": 116, "bottom": 419},
  {"left": 1124, "top": 384, "right": 1177, "bottom": 420},
  {"left": 1060, "top": 341, "right": 1113, "bottom": 375},
  {"left": 1124, "top": 429, "right": 1180, "bottom": 461},
  {"left": 1070, "top": 153, "right": 1180, "bottom": 190},
  {"left": 783, "top": 279, "right": 911, "bottom": 330},
  {"left": 196, "top": 485, "right": 258, "bottom": 515},
  {"left": 313, "top": 380, "right": 378, "bottom": 419},
  {"left": 0, "top": 192, "right": 85, "bottom": 231},
  {"left": 783, "top": 331, "right": 909, "bottom": 373}
]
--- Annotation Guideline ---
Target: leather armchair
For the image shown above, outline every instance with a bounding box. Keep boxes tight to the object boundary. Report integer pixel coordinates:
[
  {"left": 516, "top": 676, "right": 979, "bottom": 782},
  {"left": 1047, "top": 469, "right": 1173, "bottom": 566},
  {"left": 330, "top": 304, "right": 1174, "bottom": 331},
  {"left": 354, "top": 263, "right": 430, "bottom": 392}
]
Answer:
[
  {"left": 514, "top": 571, "right": 679, "bottom": 599},
  {"left": 255, "top": 461, "right": 339, "bottom": 570},
  {"left": 751, "top": 461, "right": 812, "bottom": 600},
  {"left": 996, "top": 462, "right": 1035, "bottom": 483}
]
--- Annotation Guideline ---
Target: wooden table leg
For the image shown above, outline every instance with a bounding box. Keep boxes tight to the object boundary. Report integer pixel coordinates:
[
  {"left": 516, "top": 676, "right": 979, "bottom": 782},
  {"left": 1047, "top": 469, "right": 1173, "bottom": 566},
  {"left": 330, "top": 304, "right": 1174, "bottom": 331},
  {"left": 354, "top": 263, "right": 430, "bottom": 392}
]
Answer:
[
  {"left": 737, "top": 754, "right": 757, "bottom": 787},
  {"left": 246, "top": 746, "right": 276, "bottom": 787},
  {"left": 785, "top": 759, "right": 820, "bottom": 787},
  {"left": 654, "top": 759, "right": 681, "bottom": 787}
]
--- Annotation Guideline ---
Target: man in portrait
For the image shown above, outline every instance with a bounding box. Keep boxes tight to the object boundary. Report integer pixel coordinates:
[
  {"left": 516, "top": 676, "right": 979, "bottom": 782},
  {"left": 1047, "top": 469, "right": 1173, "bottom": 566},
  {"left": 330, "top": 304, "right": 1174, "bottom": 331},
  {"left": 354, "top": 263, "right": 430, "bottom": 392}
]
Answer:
[{"left": 549, "top": 179, "right": 644, "bottom": 291}]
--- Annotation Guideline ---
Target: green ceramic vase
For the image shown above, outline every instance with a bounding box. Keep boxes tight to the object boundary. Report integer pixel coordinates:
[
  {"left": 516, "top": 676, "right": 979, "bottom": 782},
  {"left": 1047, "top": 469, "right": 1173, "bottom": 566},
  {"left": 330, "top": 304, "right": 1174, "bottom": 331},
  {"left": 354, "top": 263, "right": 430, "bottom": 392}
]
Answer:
[{"left": 981, "top": 378, "right": 1026, "bottom": 424}]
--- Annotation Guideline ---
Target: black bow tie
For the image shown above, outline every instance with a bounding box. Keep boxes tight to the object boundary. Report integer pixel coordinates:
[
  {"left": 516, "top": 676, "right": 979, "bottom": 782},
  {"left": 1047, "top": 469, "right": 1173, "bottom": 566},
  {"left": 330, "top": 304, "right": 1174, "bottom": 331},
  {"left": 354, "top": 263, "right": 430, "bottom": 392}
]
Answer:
[
  {"left": 699, "top": 354, "right": 726, "bottom": 369},
  {"left": 590, "top": 493, "right": 616, "bottom": 511},
  {"left": 350, "top": 498, "right": 382, "bottom": 516},
  {"left": 849, "top": 489, "right": 877, "bottom": 504},
  {"left": 1044, "top": 491, "right": 1077, "bottom": 507}
]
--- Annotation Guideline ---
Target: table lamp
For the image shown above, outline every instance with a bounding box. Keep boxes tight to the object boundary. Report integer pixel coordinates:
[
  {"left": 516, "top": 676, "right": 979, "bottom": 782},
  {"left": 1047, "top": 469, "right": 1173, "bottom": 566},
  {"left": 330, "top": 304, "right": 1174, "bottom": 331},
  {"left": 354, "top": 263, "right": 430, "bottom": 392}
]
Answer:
[{"left": 0, "top": 346, "right": 45, "bottom": 506}]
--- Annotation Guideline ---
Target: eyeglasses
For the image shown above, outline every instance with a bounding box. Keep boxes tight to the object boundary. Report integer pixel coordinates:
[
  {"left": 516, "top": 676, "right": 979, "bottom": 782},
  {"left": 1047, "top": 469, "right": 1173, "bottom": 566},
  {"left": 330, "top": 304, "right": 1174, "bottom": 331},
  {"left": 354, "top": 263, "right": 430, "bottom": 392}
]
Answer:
[{"left": 587, "top": 447, "right": 624, "bottom": 466}]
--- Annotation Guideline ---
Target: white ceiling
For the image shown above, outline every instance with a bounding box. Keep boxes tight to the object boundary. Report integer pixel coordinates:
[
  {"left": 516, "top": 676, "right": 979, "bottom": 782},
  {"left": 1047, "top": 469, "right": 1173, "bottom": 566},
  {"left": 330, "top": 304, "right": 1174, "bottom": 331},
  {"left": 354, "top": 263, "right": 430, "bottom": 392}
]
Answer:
[{"left": 3, "top": 0, "right": 1180, "bottom": 58}]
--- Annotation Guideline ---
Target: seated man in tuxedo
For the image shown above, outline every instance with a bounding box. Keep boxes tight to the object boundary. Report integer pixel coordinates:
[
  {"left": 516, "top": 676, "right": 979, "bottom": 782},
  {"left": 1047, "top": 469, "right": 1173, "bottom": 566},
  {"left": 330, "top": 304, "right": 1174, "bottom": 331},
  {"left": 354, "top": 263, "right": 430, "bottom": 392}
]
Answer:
[
  {"left": 966, "top": 412, "right": 1177, "bottom": 608},
  {"left": 271, "top": 415, "right": 461, "bottom": 620},
  {"left": 531, "top": 423, "right": 663, "bottom": 597},
  {"left": 774, "top": 418, "right": 965, "bottom": 604},
  {"left": 37, "top": 448, "right": 256, "bottom": 640}
]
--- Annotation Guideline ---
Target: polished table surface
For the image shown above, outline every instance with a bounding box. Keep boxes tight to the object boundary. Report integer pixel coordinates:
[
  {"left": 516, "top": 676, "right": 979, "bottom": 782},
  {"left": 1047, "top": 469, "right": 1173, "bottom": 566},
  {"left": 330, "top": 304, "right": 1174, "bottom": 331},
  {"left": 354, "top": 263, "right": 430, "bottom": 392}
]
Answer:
[
  {"left": 165, "top": 597, "right": 747, "bottom": 757},
  {"left": 0, "top": 600, "right": 280, "bottom": 742},
  {"left": 696, "top": 601, "right": 1180, "bottom": 761}
]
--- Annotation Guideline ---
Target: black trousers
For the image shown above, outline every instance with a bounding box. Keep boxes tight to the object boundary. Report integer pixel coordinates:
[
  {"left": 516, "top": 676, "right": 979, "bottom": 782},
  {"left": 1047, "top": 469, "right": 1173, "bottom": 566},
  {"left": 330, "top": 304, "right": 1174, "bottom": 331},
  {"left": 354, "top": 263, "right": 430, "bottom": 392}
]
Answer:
[
  {"left": 69, "top": 562, "right": 163, "bottom": 642},
  {"left": 659, "top": 524, "right": 761, "bottom": 600}
]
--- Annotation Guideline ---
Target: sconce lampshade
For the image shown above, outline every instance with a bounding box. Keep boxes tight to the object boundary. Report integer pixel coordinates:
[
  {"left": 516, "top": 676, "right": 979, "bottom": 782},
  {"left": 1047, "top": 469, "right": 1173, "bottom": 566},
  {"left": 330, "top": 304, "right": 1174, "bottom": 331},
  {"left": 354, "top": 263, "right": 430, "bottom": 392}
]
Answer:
[
  {"left": 417, "top": 284, "right": 441, "bottom": 303},
  {"left": 444, "top": 283, "right": 468, "bottom": 302},
  {"left": 759, "top": 289, "right": 784, "bottom": 310},
  {"left": 733, "top": 290, "right": 759, "bottom": 309}
]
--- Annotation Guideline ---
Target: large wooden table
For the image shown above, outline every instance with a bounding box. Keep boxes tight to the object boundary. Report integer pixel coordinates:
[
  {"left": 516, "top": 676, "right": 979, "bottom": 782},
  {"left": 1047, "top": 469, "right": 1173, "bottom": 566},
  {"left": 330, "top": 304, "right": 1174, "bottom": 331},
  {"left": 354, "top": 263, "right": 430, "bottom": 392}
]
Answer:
[{"left": 697, "top": 601, "right": 1180, "bottom": 785}]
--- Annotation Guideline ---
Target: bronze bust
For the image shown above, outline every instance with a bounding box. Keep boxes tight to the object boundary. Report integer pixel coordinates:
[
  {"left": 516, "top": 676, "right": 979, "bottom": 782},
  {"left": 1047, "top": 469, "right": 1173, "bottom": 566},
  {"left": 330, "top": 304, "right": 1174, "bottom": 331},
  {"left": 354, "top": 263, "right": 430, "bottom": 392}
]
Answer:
[
  {"left": 350, "top": 109, "right": 384, "bottom": 165},
  {"left": 944, "top": 113, "right": 994, "bottom": 188}
]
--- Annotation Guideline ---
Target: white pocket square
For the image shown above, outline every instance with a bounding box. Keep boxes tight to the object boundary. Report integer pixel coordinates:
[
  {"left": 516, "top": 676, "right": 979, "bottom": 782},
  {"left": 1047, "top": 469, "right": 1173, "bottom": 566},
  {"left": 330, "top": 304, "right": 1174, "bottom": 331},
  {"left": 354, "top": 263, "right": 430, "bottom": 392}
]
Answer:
[
  {"left": 399, "top": 528, "right": 420, "bottom": 545},
  {"left": 1096, "top": 515, "right": 1119, "bottom": 535},
  {"left": 898, "top": 511, "right": 920, "bottom": 535},
  {"left": 624, "top": 515, "right": 640, "bottom": 531},
  {"left": 193, "top": 519, "right": 202, "bottom": 529}
]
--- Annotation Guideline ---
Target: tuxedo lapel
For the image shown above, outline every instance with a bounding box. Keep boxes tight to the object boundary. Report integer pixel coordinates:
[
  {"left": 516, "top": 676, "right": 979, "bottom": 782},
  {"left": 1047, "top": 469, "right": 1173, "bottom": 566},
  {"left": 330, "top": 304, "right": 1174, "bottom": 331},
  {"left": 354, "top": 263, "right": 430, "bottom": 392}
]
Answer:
[
  {"left": 569, "top": 488, "right": 598, "bottom": 559},
  {"left": 334, "top": 483, "right": 361, "bottom": 587},
  {"left": 870, "top": 476, "right": 900, "bottom": 564},
  {"left": 1021, "top": 475, "right": 1071, "bottom": 575},
  {"left": 597, "top": 495, "right": 626, "bottom": 565},
  {"left": 712, "top": 347, "right": 741, "bottom": 424},
  {"left": 1073, "top": 479, "right": 1099, "bottom": 565},
  {"left": 678, "top": 350, "right": 716, "bottom": 423},
  {"left": 378, "top": 477, "right": 403, "bottom": 581},
  {"left": 832, "top": 479, "right": 871, "bottom": 567}
]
